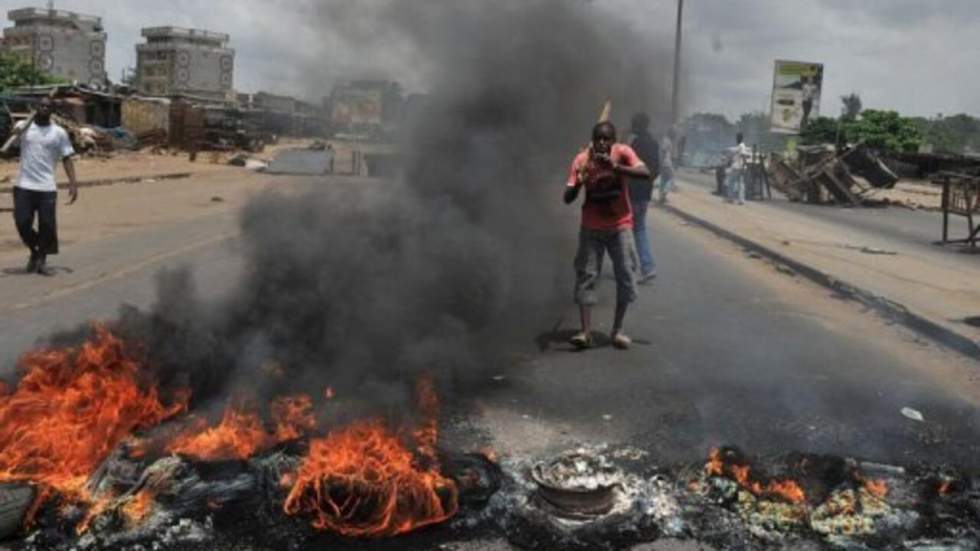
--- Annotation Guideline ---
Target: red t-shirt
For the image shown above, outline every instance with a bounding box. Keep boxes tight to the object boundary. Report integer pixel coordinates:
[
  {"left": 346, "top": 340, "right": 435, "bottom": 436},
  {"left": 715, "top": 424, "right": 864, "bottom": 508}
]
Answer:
[{"left": 566, "top": 143, "right": 643, "bottom": 231}]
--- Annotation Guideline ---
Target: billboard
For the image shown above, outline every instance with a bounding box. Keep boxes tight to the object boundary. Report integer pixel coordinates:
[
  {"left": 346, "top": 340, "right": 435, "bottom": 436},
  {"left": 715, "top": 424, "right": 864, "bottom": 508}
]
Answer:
[
  {"left": 770, "top": 60, "right": 824, "bottom": 134},
  {"left": 330, "top": 88, "right": 384, "bottom": 130}
]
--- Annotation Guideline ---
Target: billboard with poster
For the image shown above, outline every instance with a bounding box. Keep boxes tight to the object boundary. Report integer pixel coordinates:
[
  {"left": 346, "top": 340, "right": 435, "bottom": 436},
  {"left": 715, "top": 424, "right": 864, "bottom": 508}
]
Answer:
[{"left": 770, "top": 60, "right": 823, "bottom": 134}]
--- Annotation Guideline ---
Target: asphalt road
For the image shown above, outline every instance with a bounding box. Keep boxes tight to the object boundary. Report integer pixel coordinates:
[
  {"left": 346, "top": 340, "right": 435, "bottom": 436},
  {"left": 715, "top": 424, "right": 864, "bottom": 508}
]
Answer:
[
  {"left": 0, "top": 211, "right": 243, "bottom": 372},
  {"left": 1, "top": 183, "right": 978, "bottom": 550},
  {"left": 1, "top": 191, "right": 977, "bottom": 472},
  {"left": 461, "top": 206, "right": 980, "bottom": 471}
]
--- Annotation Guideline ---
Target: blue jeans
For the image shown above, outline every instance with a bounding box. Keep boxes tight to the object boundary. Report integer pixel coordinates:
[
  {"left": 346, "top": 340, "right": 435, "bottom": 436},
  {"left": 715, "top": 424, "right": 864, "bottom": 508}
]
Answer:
[
  {"left": 631, "top": 201, "right": 656, "bottom": 276},
  {"left": 726, "top": 168, "right": 745, "bottom": 202}
]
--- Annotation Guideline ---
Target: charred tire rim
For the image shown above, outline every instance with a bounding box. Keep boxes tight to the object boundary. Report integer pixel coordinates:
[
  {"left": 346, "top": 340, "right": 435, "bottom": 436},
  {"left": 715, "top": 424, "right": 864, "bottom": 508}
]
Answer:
[{"left": 530, "top": 462, "right": 620, "bottom": 516}]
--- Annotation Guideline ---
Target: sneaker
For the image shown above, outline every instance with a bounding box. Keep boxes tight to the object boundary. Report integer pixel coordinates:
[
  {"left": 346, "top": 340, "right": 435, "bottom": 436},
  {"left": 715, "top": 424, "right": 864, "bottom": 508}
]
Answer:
[
  {"left": 638, "top": 271, "right": 657, "bottom": 284},
  {"left": 569, "top": 331, "right": 594, "bottom": 349},
  {"left": 611, "top": 332, "right": 632, "bottom": 350},
  {"left": 738, "top": 200, "right": 746, "bottom": 205}
]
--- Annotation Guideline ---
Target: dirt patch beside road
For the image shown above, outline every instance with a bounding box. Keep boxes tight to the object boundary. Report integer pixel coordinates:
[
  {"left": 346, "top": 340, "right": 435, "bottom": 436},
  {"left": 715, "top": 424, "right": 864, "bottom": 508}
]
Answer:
[{"left": 0, "top": 152, "right": 316, "bottom": 261}]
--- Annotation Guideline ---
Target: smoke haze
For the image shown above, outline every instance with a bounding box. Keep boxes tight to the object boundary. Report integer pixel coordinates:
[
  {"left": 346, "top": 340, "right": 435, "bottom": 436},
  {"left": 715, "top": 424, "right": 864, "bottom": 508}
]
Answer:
[{"left": 50, "top": 1, "right": 675, "bottom": 415}]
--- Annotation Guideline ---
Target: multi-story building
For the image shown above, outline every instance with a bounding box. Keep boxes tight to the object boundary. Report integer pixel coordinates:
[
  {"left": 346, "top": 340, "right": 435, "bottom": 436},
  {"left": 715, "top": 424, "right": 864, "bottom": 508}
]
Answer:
[
  {"left": 135, "top": 26, "right": 234, "bottom": 100},
  {"left": 1, "top": 7, "right": 107, "bottom": 87}
]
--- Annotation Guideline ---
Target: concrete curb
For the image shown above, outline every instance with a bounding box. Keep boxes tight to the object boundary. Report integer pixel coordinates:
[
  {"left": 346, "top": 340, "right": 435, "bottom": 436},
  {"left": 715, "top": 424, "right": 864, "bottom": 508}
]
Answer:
[
  {"left": 664, "top": 204, "right": 980, "bottom": 361},
  {"left": 0, "top": 172, "right": 192, "bottom": 195},
  {"left": 0, "top": 172, "right": 193, "bottom": 212}
]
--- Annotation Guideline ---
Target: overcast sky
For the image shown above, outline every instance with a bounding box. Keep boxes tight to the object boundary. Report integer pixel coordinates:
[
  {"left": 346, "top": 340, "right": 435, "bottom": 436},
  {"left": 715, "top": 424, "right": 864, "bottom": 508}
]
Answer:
[{"left": 24, "top": 1, "right": 980, "bottom": 120}]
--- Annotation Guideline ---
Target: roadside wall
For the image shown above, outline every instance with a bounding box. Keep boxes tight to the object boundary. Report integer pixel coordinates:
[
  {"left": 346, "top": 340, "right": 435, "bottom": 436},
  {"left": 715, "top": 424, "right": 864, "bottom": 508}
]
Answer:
[{"left": 122, "top": 98, "right": 171, "bottom": 135}]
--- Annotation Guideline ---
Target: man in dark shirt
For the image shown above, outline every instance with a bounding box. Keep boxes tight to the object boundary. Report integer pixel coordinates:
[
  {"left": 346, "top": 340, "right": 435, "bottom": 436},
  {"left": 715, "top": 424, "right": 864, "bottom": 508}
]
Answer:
[
  {"left": 564, "top": 121, "right": 650, "bottom": 349},
  {"left": 627, "top": 112, "right": 659, "bottom": 282}
]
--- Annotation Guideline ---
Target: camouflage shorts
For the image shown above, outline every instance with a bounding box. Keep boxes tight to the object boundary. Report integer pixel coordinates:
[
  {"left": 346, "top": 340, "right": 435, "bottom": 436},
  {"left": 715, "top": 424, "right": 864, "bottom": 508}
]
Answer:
[{"left": 573, "top": 227, "right": 638, "bottom": 306}]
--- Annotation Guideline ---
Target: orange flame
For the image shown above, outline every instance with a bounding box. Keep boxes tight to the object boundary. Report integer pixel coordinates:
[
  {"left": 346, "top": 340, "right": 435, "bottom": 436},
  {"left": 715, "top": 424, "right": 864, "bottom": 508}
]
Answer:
[
  {"left": 166, "top": 394, "right": 316, "bottom": 462},
  {"left": 863, "top": 478, "right": 889, "bottom": 499},
  {"left": 478, "top": 447, "right": 499, "bottom": 464},
  {"left": 271, "top": 394, "right": 316, "bottom": 442},
  {"left": 938, "top": 480, "right": 952, "bottom": 496},
  {"left": 705, "top": 448, "right": 806, "bottom": 504},
  {"left": 705, "top": 448, "right": 724, "bottom": 476},
  {"left": 120, "top": 489, "right": 154, "bottom": 527},
  {"left": 167, "top": 406, "right": 271, "bottom": 461},
  {"left": 0, "top": 326, "right": 188, "bottom": 518},
  {"left": 283, "top": 377, "right": 458, "bottom": 537},
  {"left": 767, "top": 479, "right": 806, "bottom": 504}
]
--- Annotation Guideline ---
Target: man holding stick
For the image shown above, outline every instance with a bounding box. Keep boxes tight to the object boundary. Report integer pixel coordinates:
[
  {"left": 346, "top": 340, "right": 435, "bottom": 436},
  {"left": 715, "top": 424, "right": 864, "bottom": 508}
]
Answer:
[
  {"left": 6, "top": 97, "right": 78, "bottom": 275},
  {"left": 564, "top": 121, "right": 650, "bottom": 349}
]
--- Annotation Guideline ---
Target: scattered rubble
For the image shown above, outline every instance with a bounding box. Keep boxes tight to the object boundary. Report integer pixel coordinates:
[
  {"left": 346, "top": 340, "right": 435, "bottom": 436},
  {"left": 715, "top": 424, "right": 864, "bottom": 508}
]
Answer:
[{"left": 2, "top": 438, "right": 979, "bottom": 550}]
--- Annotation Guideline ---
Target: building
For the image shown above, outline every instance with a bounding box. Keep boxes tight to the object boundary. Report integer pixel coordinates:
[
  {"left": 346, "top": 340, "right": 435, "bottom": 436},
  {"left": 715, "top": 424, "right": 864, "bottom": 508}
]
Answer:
[
  {"left": 1, "top": 7, "right": 107, "bottom": 87},
  {"left": 252, "top": 91, "right": 298, "bottom": 114},
  {"left": 135, "top": 26, "right": 234, "bottom": 101}
]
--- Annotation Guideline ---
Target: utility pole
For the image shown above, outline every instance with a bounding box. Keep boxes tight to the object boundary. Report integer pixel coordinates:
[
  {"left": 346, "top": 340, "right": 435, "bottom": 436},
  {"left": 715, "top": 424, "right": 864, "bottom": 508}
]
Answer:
[{"left": 671, "top": 0, "right": 684, "bottom": 126}]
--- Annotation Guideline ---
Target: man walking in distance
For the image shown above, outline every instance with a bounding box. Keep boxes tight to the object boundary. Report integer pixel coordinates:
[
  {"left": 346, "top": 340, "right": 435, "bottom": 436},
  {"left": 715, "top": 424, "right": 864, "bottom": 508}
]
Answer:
[
  {"left": 564, "top": 121, "right": 650, "bottom": 350},
  {"left": 725, "top": 132, "right": 750, "bottom": 205},
  {"left": 627, "top": 113, "right": 659, "bottom": 283},
  {"left": 9, "top": 98, "right": 78, "bottom": 275}
]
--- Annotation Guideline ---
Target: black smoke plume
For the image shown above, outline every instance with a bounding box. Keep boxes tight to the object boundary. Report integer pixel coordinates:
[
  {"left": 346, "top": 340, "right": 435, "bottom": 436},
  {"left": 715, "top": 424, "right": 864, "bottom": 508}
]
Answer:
[{"left": 51, "top": 1, "right": 673, "bottom": 414}]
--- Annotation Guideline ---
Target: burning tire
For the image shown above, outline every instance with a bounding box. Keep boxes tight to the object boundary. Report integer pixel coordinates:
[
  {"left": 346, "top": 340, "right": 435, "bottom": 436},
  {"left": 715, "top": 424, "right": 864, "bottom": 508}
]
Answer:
[{"left": 0, "top": 484, "right": 34, "bottom": 541}]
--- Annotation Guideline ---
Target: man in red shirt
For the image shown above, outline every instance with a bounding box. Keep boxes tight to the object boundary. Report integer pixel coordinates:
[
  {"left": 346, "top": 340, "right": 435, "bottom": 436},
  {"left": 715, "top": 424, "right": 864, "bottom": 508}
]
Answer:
[{"left": 564, "top": 121, "right": 650, "bottom": 349}]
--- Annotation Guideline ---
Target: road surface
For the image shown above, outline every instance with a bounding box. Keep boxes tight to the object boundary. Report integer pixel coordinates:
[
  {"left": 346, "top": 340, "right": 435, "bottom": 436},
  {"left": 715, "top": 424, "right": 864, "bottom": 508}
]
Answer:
[
  {"left": 0, "top": 175, "right": 977, "bottom": 550},
  {"left": 0, "top": 176, "right": 975, "bottom": 469}
]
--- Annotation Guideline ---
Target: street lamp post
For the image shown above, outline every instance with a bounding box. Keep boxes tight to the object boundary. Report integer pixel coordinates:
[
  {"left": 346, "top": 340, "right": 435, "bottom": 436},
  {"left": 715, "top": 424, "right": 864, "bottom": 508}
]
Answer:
[{"left": 671, "top": 0, "right": 684, "bottom": 125}]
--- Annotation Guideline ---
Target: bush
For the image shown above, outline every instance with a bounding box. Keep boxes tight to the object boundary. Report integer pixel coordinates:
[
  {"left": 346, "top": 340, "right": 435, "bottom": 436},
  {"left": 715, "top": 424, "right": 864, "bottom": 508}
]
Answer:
[
  {"left": 800, "top": 110, "right": 922, "bottom": 153},
  {"left": 0, "top": 54, "right": 62, "bottom": 92}
]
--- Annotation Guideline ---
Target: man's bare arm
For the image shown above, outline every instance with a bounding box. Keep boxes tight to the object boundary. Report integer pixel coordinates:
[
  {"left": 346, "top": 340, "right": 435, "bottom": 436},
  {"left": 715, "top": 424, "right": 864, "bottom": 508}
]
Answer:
[
  {"left": 563, "top": 183, "right": 582, "bottom": 204},
  {"left": 63, "top": 156, "right": 79, "bottom": 204}
]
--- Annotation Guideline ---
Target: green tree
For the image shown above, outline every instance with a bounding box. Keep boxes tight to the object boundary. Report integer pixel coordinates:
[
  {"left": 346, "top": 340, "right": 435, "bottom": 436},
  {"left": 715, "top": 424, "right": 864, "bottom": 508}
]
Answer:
[
  {"left": 848, "top": 109, "right": 922, "bottom": 152},
  {"left": 0, "top": 53, "right": 62, "bottom": 92},
  {"left": 799, "top": 116, "right": 839, "bottom": 145},
  {"left": 911, "top": 113, "right": 980, "bottom": 155},
  {"left": 800, "top": 110, "right": 922, "bottom": 153}
]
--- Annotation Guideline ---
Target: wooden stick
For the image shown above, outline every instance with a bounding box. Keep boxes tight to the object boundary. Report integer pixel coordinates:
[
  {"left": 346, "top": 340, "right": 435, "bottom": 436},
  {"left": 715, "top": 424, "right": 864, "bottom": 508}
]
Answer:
[
  {"left": 597, "top": 100, "right": 611, "bottom": 124},
  {"left": 1, "top": 88, "right": 58, "bottom": 154}
]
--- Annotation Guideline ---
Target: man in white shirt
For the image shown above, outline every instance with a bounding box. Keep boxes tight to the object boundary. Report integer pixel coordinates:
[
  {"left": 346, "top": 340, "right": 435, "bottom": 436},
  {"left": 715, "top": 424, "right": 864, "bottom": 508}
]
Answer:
[
  {"left": 725, "top": 132, "right": 750, "bottom": 205},
  {"left": 9, "top": 98, "right": 79, "bottom": 275}
]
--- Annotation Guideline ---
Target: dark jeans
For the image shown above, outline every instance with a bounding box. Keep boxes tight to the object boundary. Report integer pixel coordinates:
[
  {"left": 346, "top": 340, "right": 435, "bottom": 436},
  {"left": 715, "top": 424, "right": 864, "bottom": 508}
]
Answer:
[
  {"left": 631, "top": 200, "right": 656, "bottom": 276},
  {"left": 13, "top": 187, "right": 59, "bottom": 255}
]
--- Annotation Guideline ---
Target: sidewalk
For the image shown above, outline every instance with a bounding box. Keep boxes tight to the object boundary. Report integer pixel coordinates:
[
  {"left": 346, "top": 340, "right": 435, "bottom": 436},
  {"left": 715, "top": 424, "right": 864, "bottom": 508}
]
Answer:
[{"left": 667, "top": 178, "right": 980, "bottom": 359}]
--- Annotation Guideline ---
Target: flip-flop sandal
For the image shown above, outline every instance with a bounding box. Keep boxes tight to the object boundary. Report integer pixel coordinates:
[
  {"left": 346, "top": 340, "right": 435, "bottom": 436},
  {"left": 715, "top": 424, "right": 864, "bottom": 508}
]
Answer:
[
  {"left": 612, "top": 333, "right": 632, "bottom": 350},
  {"left": 569, "top": 331, "right": 593, "bottom": 349}
]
